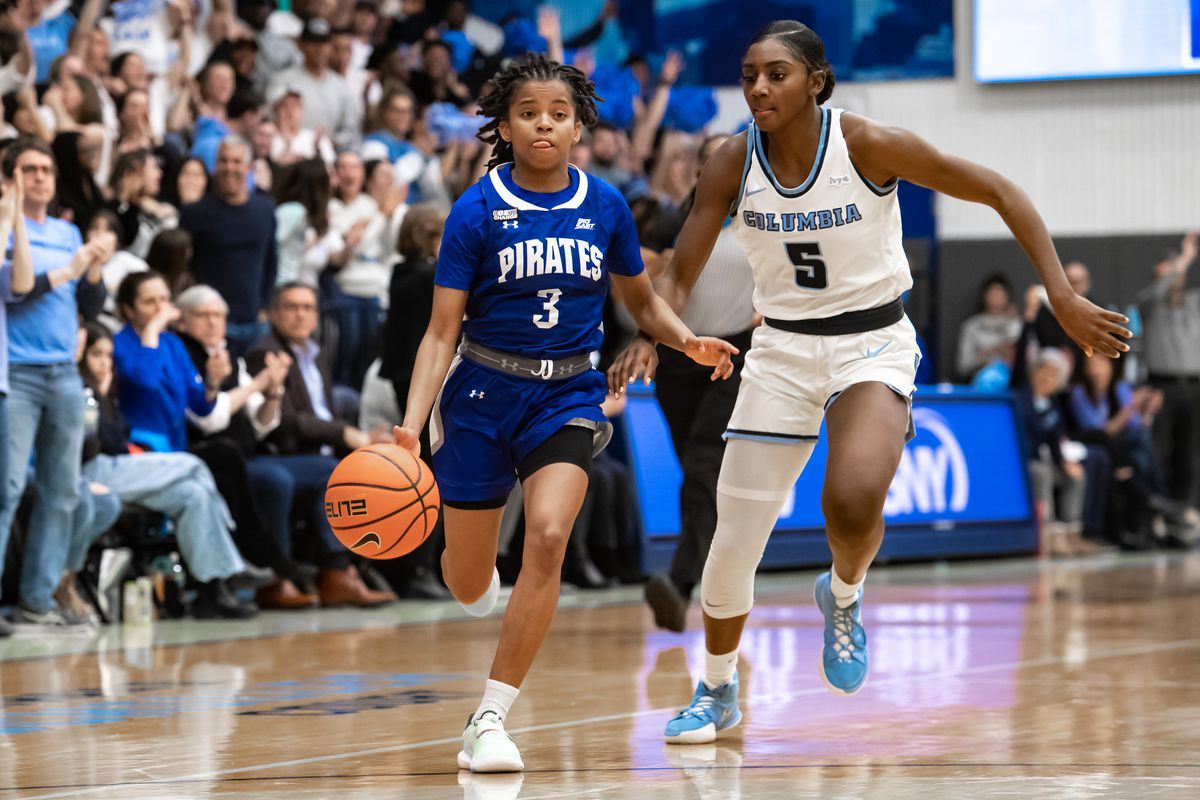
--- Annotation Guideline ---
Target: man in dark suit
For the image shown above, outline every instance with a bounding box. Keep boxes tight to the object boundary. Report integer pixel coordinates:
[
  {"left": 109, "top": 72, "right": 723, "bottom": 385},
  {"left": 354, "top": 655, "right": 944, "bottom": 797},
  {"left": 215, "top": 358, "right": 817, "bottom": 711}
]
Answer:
[{"left": 247, "top": 282, "right": 394, "bottom": 607}]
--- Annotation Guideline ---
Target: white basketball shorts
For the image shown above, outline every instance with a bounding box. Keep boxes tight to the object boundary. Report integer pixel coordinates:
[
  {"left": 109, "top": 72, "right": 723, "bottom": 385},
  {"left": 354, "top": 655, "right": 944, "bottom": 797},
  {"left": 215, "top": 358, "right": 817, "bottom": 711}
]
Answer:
[{"left": 725, "top": 315, "right": 921, "bottom": 444}]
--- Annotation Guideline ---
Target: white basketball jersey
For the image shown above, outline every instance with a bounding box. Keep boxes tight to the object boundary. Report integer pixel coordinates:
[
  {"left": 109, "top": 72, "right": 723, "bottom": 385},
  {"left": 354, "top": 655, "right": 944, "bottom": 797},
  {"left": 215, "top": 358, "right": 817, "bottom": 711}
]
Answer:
[{"left": 730, "top": 107, "right": 912, "bottom": 320}]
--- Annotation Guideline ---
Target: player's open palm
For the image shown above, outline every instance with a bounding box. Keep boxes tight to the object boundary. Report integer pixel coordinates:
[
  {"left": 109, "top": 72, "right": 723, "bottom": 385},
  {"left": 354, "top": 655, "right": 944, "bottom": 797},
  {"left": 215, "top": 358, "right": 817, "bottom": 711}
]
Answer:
[
  {"left": 1052, "top": 293, "right": 1131, "bottom": 359},
  {"left": 684, "top": 336, "right": 740, "bottom": 381},
  {"left": 391, "top": 426, "right": 421, "bottom": 456}
]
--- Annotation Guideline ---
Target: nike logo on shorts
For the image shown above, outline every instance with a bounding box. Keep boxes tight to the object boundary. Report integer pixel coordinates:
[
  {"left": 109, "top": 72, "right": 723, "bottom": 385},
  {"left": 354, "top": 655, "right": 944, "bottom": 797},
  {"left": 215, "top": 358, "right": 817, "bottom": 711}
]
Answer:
[{"left": 865, "top": 341, "right": 893, "bottom": 358}]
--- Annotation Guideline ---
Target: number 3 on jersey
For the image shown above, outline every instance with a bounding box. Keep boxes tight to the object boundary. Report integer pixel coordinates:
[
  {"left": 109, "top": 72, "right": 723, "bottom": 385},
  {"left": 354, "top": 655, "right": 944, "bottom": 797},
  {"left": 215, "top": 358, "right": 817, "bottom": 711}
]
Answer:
[
  {"left": 533, "top": 288, "right": 562, "bottom": 329},
  {"left": 785, "top": 242, "right": 828, "bottom": 290}
]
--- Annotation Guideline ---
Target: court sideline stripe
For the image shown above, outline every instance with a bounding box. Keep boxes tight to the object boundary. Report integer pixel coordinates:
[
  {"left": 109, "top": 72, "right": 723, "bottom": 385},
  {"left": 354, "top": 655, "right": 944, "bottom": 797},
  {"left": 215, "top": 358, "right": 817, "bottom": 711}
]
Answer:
[{"left": 11, "top": 636, "right": 1200, "bottom": 800}]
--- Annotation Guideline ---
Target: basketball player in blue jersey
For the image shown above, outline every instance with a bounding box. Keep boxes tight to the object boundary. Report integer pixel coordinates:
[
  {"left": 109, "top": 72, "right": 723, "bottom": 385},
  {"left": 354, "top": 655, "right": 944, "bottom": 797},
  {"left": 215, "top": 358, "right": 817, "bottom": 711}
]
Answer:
[
  {"left": 610, "top": 21, "right": 1133, "bottom": 744},
  {"left": 391, "top": 54, "right": 738, "bottom": 772}
]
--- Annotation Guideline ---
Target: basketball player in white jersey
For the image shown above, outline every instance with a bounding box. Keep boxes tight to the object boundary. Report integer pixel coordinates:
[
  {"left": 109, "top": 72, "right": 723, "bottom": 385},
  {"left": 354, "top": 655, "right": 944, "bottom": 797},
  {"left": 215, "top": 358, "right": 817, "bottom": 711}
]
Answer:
[{"left": 610, "top": 20, "right": 1132, "bottom": 744}]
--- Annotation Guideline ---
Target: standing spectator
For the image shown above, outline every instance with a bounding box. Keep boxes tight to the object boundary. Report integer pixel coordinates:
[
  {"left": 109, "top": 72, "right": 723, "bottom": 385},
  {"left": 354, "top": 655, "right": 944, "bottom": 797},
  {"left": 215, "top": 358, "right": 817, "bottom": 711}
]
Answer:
[
  {"left": 247, "top": 282, "right": 396, "bottom": 607},
  {"left": 0, "top": 172, "right": 36, "bottom": 638},
  {"left": 957, "top": 273, "right": 1022, "bottom": 382},
  {"left": 267, "top": 18, "right": 357, "bottom": 150},
  {"left": 0, "top": 138, "right": 115, "bottom": 629},
  {"left": 50, "top": 128, "right": 105, "bottom": 228},
  {"left": 192, "top": 87, "right": 265, "bottom": 174},
  {"left": 1137, "top": 233, "right": 1200, "bottom": 508},
  {"left": 180, "top": 136, "right": 277, "bottom": 357},
  {"left": 327, "top": 150, "right": 387, "bottom": 387},
  {"left": 268, "top": 84, "right": 335, "bottom": 165},
  {"left": 329, "top": 27, "right": 367, "bottom": 142},
  {"left": 407, "top": 39, "right": 472, "bottom": 108},
  {"left": 167, "top": 155, "right": 209, "bottom": 207},
  {"left": 221, "top": 0, "right": 301, "bottom": 95},
  {"left": 364, "top": 158, "right": 406, "bottom": 261},
  {"left": 274, "top": 158, "right": 342, "bottom": 287},
  {"left": 108, "top": 149, "right": 177, "bottom": 258}
]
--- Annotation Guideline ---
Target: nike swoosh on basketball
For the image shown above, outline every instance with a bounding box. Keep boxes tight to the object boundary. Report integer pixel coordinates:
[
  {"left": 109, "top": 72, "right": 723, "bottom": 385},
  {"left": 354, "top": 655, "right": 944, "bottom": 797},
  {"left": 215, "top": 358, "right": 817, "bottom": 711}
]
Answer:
[
  {"left": 351, "top": 532, "right": 382, "bottom": 549},
  {"left": 745, "top": 187, "right": 767, "bottom": 198},
  {"left": 865, "top": 341, "right": 892, "bottom": 358}
]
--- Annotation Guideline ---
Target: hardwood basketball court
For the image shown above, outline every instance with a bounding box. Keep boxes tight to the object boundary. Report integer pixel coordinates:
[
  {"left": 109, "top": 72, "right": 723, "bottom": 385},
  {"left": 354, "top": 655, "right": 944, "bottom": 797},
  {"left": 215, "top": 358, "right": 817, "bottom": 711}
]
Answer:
[{"left": 2, "top": 553, "right": 1199, "bottom": 799}]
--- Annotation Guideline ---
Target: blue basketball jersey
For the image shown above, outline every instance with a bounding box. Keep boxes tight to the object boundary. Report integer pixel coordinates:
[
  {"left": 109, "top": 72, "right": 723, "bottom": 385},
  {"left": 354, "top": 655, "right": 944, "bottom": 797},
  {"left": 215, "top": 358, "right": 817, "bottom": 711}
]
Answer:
[{"left": 435, "top": 163, "right": 644, "bottom": 359}]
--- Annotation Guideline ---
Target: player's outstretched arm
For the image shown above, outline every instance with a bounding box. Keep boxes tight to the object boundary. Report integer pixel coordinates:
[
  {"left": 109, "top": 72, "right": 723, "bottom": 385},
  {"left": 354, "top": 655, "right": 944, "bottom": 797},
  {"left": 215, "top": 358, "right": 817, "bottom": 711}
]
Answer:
[
  {"left": 606, "top": 135, "right": 747, "bottom": 393},
  {"left": 843, "top": 113, "right": 1131, "bottom": 359},
  {"left": 393, "top": 286, "right": 468, "bottom": 455}
]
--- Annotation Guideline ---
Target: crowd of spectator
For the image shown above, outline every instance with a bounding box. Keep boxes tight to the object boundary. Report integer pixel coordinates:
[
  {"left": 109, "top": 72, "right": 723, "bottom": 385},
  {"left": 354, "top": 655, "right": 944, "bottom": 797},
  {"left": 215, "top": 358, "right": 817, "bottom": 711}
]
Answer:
[
  {"left": 0, "top": 0, "right": 714, "bottom": 635},
  {"left": 967, "top": 242, "right": 1200, "bottom": 555}
]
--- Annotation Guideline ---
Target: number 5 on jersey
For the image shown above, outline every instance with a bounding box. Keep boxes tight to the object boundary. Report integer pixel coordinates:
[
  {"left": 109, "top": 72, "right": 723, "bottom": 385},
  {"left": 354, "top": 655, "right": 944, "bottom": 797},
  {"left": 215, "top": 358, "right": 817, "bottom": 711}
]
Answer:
[
  {"left": 785, "top": 242, "right": 828, "bottom": 290},
  {"left": 533, "top": 288, "right": 562, "bottom": 329}
]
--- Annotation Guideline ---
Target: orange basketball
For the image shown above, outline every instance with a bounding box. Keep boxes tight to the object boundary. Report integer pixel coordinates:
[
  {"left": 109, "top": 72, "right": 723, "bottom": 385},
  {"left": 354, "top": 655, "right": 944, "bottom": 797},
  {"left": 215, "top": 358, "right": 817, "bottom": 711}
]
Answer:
[{"left": 324, "top": 444, "right": 440, "bottom": 559}]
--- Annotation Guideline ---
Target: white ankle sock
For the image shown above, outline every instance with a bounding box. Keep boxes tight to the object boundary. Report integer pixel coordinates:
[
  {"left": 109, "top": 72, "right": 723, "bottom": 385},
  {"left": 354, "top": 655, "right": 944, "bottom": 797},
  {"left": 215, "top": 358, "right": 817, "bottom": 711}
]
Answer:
[
  {"left": 475, "top": 678, "right": 519, "bottom": 723},
  {"left": 702, "top": 649, "right": 738, "bottom": 690},
  {"left": 461, "top": 568, "right": 500, "bottom": 617},
  {"left": 830, "top": 568, "right": 864, "bottom": 609}
]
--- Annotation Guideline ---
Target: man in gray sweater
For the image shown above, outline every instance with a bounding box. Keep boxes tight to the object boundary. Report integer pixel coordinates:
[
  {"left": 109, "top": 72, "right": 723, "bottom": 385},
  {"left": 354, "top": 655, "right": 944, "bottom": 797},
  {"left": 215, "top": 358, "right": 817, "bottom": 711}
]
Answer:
[{"left": 1137, "top": 232, "right": 1200, "bottom": 507}]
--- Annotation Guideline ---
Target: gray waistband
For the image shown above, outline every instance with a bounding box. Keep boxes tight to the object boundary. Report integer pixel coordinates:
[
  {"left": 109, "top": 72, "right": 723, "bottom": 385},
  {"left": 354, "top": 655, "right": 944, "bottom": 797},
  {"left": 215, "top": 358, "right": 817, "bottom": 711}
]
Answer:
[{"left": 459, "top": 339, "right": 593, "bottom": 380}]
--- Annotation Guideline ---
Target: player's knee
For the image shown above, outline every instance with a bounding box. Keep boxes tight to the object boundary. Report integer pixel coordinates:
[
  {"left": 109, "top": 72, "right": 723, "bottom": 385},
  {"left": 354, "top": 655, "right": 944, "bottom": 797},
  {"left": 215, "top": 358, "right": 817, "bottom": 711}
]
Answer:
[
  {"left": 822, "top": 481, "right": 885, "bottom": 536},
  {"left": 522, "top": 521, "right": 571, "bottom": 574},
  {"left": 445, "top": 567, "right": 492, "bottom": 605}
]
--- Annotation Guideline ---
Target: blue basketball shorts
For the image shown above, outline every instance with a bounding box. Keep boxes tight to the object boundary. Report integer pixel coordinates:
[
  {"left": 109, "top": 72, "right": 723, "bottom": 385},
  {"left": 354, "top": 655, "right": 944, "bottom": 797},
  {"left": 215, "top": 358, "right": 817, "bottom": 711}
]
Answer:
[{"left": 429, "top": 356, "right": 610, "bottom": 504}]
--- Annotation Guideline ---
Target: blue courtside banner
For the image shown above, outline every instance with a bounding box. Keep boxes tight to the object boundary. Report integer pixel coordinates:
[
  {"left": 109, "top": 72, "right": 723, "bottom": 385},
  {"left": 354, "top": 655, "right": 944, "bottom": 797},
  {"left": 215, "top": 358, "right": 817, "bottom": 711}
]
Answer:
[{"left": 623, "top": 385, "right": 1039, "bottom": 572}]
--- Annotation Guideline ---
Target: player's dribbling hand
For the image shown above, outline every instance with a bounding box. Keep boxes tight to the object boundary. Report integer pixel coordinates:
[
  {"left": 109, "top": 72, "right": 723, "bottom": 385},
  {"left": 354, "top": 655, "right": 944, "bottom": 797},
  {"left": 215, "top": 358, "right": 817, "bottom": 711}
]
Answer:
[
  {"left": 683, "top": 336, "right": 740, "bottom": 382},
  {"left": 392, "top": 425, "right": 421, "bottom": 456},
  {"left": 1051, "top": 293, "right": 1131, "bottom": 359},
  {"left": 607, "top": 337, "right": 658, "bottom": 394}
]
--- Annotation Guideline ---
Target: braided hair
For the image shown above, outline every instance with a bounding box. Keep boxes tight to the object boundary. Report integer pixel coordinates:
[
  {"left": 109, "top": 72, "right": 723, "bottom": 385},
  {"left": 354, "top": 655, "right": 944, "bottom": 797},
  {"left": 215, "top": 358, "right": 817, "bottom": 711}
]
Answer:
[{"left": 476, "top": 53, "right": 601, "bottom": 171}]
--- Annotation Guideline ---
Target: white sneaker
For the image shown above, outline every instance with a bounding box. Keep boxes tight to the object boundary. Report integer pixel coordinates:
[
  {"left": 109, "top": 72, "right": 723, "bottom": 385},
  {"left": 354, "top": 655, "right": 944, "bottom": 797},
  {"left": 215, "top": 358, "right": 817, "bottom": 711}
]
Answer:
[{"left": 458, "top": 711, "right": 524, "bottom": 773}]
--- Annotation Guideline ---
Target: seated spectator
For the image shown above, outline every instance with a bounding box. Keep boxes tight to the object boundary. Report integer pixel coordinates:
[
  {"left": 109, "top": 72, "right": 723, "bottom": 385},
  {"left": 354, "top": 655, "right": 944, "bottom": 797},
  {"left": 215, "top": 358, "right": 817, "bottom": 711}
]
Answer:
[
  {"left": 111, "top": 272, "right": 285, "bottom": 592},
  {"left": 274, "top": 158, "right": 343, "bottom": 287},
  {"left": 175, "top": 285, "right": 324, "bottom": 610},
  {"left": 180, "top": 136, "right": 277, "bottom": 357},
  {"left": 1070, "top": 354, "right": 1178, "bottom": 548},
  {"left": 77, "top": 323, "right": 256, "bottom": 619},
  {"left": 327, "top": 150, "right": 388, "bottom": 388},
  {"left": 247, "top": 282, "right": 396, "bottom": 606},
  {"left": 958, "top": 273, "right": 1022, "bottom": 382},
  {"left": 268, "top": 84, "right": 336, "bottom": 166},
  {"left": 111, "top": 271, "right": 217, "bottom": 452}
]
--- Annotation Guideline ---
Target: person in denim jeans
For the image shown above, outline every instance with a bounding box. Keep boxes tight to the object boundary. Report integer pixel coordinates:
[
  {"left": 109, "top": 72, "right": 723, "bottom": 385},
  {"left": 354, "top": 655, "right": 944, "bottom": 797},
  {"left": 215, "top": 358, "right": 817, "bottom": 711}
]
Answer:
[
  {"left": 0, "top": 138, "right": 116, "bottom": 630},
  {"left": 0, "top": 169, "right": 37, "bottom": 637}
]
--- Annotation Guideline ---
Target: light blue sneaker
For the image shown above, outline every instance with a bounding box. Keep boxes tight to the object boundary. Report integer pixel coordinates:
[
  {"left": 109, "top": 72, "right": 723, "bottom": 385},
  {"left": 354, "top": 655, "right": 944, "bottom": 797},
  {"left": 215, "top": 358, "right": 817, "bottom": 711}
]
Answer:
[
  {"left": 814, "top": 572, "right": 869, "bottom": 695},
  {"left": 663, "top": 673, "right": 742, "bottom": 744}
]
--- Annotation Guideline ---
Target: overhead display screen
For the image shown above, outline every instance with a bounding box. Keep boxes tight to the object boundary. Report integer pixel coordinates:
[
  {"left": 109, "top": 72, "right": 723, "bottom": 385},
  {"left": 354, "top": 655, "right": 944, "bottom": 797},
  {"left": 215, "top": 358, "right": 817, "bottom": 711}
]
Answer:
[{"left": 974, "top": 0, "right": 1200, "bottom": 82}]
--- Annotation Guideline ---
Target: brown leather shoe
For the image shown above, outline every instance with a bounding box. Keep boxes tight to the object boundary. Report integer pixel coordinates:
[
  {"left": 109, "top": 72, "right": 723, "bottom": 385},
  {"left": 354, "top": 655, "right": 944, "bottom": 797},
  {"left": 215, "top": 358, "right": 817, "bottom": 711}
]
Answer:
[
  {"left": 318, "top": 565, "right": 396, "bottom": 608},
  {"left": 255, "top": 579, "right": 319, "bottom": 610}
]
